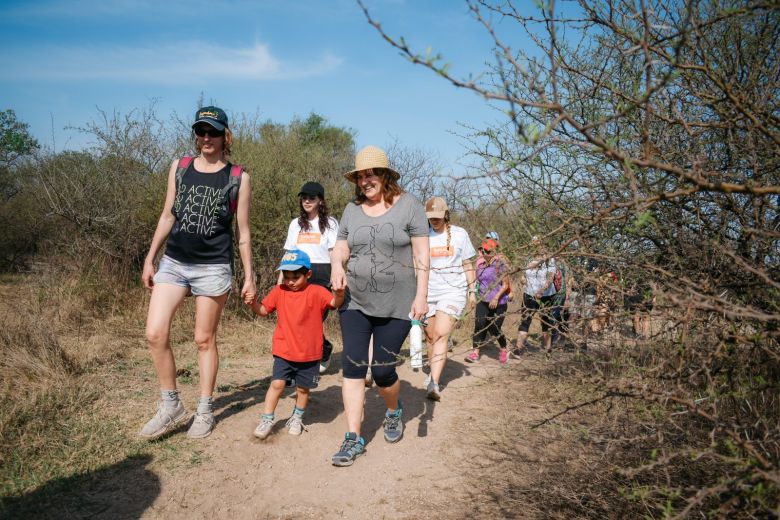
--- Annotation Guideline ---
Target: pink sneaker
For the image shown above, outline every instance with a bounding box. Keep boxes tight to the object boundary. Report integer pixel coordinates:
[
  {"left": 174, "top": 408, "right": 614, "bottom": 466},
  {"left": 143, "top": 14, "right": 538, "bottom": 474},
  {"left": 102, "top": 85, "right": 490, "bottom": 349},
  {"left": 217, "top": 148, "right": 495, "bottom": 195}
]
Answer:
[
  {"left": 499, "top": 350, "right": 509, "bottom": 365},
  {"left": 464, "top": 350, "right": 480, "bottom": 363}
]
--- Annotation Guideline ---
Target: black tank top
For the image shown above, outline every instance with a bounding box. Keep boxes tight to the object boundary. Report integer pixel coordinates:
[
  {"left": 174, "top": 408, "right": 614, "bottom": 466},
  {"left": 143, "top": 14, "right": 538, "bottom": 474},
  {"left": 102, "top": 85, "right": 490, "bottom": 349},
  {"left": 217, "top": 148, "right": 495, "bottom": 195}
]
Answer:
[{"left": 164, "top": 161, "right": 235, "bottom": 265}]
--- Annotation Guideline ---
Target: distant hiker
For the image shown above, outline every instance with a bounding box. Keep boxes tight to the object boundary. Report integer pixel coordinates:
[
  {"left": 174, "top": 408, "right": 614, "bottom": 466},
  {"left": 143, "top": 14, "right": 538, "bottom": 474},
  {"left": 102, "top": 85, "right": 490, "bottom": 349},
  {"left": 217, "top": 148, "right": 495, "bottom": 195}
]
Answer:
[
  {"left": 330, "top": 145, "right": 429, "bottom": 467},
  {"left": 550, "top": 258, "right": 572, "bottom": 347},
  {"left": 477, "top": 231, "right": 514, "bottom": 301},
  {"left": 139, "top": 106, "right": 256, "bottom": 440},
  {"left": 625, "top": 279, "right": 654, "bottom": 338},
  {"left": 512, "top": 236, "right": 557, "bottom": 356},
  {"left": 249, "top": 249, "right": 344, "bottom": 439},
  {"left": 281, "top": 181, "right": 339, "bottom": 374},
  {"left": 423, "top": 196, "right": 477, "bottom": 401},
  {"left": 464, "top": 238, "right": 511, "bottom": 364}
]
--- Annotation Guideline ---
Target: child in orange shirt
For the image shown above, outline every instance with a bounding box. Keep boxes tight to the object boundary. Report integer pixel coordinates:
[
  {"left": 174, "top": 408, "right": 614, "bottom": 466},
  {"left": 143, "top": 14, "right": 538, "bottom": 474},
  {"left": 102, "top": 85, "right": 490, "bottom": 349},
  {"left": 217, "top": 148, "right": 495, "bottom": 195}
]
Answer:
[{"left": 247, "top": 249, "right": 344, "bottom": 439}]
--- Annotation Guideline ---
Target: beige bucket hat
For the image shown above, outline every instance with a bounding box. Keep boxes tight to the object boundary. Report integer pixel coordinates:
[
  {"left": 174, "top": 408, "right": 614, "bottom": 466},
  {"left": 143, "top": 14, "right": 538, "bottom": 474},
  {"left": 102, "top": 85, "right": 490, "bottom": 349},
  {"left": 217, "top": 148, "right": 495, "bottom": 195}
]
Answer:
[{"left": 344, "top": 145, "right": 400, "bottom": 182}]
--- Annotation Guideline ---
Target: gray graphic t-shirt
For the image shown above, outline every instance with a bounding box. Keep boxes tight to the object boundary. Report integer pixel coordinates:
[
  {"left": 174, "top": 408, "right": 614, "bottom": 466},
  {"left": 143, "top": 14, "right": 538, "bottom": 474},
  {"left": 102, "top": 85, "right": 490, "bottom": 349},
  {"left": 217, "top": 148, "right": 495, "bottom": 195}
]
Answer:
[{"left": 337, "top": 193, "right": 428, "bottom": 320}]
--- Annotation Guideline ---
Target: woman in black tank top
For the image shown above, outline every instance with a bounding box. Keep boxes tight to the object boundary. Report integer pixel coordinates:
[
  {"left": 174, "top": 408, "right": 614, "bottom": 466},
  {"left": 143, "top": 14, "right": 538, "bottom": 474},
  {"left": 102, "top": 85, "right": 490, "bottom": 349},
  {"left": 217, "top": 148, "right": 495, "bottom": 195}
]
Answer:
[{"left": 138, "top": 106, "right": 256, "bottom": 441}]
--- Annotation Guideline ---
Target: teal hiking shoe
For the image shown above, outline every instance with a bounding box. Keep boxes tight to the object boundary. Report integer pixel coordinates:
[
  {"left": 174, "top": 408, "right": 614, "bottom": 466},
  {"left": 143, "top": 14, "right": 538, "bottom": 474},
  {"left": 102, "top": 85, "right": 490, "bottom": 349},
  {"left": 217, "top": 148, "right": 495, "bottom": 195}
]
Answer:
[
  {"left": 383, "top": 401, "right": 404, "bottom": 443},
  {"left": 332, "top": 432, "right": 366, "bottom": 467}
]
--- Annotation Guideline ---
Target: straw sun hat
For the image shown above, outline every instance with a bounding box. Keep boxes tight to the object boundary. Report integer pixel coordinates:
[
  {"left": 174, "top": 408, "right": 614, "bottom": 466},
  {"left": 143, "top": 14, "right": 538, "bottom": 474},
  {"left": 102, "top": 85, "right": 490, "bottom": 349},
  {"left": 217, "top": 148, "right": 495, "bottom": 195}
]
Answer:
[{"left": 344, "top": 145, "right": 400, "bottom": 182}]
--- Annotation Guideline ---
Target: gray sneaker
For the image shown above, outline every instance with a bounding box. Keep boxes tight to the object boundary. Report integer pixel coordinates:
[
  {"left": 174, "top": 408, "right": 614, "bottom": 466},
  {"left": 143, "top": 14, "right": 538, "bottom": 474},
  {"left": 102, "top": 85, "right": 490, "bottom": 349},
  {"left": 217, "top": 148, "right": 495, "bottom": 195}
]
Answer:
[
  {"left": 138, "top": 401, "right": 189, "bottom": 440},
  {"left": 426, "top": 381, "right": 441, "bottom": 401},
  {"left": 286, "top": 414, "right": 305, "bottom": 436},
  {"left": 383, "top": 401, "right": 404, "bottom": 443},
  {"left": 254, "top": 417, "right": 274, "bottom": 439},
  {"left": 332, "top": 432, "right": 366, "bottom": 467},
  {"left": 187, "top": 412, "right": 215, "bottom": 439}
]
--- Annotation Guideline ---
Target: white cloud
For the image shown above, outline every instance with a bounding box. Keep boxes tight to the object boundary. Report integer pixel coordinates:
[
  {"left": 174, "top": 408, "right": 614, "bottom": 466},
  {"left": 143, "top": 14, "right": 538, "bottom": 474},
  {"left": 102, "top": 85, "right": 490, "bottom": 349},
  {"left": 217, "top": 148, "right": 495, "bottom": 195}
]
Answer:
[{"left": 1, "top": 41, "right": 342, "bottom": 84}]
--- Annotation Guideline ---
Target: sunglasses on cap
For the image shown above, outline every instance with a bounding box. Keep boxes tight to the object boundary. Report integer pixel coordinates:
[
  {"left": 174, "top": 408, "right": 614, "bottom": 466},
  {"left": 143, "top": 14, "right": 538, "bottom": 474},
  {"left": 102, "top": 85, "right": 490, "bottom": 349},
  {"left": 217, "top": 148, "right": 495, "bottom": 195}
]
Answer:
[{"left": 193, "top": 126, "right": 225, "bottom": 138}]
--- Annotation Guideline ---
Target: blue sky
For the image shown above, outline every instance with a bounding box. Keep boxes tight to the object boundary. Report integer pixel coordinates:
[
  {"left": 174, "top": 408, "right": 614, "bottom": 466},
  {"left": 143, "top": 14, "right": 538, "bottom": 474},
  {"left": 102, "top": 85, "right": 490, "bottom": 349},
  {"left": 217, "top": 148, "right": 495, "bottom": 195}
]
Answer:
[{"left": 0, "top": 0, "right": 526, "bottom": 174}]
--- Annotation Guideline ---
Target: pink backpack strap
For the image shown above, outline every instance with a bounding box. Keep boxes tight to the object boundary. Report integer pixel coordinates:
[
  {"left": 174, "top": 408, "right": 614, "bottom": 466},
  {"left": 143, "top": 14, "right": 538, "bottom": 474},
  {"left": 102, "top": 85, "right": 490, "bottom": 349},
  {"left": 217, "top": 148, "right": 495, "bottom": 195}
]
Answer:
[{"left": 228, "top": 164, "right": 243, "bottom": 214}]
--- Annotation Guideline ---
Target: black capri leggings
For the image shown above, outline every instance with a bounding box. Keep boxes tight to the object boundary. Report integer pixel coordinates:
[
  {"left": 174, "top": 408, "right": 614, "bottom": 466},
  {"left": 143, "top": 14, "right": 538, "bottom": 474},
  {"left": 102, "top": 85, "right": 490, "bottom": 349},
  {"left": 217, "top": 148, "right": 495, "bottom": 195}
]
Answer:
[
  {"left": 473, "top": 301, "right": 508, "bottom": 350},
  {"left": 518, "top": 293, "right": 555, "bottom": 333},
  {"left": 339, "top": 310, "right": 411, "bottom": 387}
]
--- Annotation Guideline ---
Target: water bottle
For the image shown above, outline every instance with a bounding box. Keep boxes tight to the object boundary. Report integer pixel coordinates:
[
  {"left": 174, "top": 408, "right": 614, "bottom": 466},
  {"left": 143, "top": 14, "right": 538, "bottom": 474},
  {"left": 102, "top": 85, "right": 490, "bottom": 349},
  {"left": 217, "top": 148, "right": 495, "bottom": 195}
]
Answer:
[{"left": 409, "top": 319, "right": 423, "bottom": 369}]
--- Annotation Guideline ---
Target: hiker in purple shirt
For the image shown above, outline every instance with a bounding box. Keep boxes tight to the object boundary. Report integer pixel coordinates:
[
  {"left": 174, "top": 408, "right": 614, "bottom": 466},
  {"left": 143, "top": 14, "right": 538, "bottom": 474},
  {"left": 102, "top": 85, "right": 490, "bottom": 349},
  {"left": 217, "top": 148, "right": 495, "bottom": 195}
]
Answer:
[{"left": 464, "top": 238, "right": 511, "bottom": 365}]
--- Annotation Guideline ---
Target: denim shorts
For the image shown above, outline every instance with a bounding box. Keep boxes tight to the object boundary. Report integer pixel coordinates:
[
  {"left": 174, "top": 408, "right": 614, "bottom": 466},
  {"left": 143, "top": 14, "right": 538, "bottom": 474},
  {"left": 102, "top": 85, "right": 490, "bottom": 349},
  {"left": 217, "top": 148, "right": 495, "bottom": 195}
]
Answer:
[
  {"left": 153, "top": 255, "right": 232, "bottom": 297},
  {"left": 272, "top": 356, "right": 320, "bottom": 389}
]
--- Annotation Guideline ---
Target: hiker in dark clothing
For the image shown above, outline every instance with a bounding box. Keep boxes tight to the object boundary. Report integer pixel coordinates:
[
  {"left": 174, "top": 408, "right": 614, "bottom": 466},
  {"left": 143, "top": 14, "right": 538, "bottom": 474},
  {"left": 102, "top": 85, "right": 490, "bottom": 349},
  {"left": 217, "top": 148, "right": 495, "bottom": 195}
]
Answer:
[{"left": 139, "top": 106, "right": 256, "bottom": 440}]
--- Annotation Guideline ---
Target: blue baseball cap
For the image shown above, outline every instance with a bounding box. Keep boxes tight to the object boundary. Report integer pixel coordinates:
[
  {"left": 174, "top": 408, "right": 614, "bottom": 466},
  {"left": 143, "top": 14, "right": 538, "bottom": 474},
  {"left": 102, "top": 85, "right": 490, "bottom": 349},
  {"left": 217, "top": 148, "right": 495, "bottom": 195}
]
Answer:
[
  {"left": 485, "top": 231, "right": 500, "bottom": 242},
  {"left": 193, "top": 106, "right": 228, "bottom": 131},
  {"left": 277, "top": 249, "right": 311, "bottom": 271}
]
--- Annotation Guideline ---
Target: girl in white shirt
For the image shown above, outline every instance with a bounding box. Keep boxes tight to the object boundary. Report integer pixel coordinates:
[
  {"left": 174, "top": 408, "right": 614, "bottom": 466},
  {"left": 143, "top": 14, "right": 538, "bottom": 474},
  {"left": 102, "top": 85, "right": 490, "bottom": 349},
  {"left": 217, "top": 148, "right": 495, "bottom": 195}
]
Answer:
[
  {"left": 282, "top": 181, "right": 339, "bottom": 373},
  {"left": 423, "top": 197, "right": 477, "bottom": 401}
]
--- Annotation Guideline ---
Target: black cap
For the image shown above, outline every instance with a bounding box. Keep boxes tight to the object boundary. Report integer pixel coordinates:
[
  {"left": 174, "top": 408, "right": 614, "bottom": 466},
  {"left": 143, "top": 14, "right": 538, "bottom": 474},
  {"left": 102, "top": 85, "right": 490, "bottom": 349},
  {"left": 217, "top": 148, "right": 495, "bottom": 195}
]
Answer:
[
  {"left": 193, "top": 106, "right": 228, "bottom": 131},
  {"left": 298, "top": 181, "right": 325, "bottom": 198}
]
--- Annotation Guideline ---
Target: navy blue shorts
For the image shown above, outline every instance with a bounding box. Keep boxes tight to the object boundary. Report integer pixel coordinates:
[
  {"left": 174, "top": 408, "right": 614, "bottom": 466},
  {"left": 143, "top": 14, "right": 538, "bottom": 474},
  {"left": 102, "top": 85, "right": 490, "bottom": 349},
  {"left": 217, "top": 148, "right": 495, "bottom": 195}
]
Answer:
[{"left": 272, "top": 356, "right": 320, "bottom": 389}]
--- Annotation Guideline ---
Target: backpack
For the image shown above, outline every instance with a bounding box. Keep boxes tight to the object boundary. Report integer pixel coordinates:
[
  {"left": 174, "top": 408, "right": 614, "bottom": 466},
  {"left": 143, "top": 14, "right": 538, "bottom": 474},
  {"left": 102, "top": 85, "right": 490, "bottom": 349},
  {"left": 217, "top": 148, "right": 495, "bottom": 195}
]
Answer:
[
  {"left": 553, "top": 267, "right": 563, "bottom": 292},
  {"left": 175, "top": 156, "right": 242, "bottom": 216}
]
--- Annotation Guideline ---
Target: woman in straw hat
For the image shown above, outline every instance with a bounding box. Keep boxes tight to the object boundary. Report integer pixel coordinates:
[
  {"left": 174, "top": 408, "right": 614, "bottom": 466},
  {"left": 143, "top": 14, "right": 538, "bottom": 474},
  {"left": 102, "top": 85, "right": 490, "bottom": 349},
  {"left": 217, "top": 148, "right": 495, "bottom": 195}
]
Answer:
[
  {"left": 330, "top": 145, "right": 429, "bottom": 467},
  {"left": 139, "top": 106, "right": 256, "bottom": 440},
  {"left": 423, "top": 196, "right": 477, "bottom": 401}
]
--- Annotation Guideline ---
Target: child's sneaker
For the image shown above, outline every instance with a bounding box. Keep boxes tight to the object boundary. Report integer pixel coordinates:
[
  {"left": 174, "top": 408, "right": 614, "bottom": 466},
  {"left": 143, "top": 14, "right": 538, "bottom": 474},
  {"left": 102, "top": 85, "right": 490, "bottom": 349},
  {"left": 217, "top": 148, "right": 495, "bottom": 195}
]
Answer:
[
  {"left": 332, "top": 432, "right": 366, "bottom": 467},
  {"left": 383, "top": 401, "right": 404, "bottom": 443},
  {"left": 499, "top": 350, "right": 509, "bottom": 365},
  {"left": 138, "top": 401, "right": 189, "bottom": 440},
  {"left": 286, "top": 414, "right": 305, "bottom": 436},
  {"left": 253, "top": 416, "right": 274, "bottom": 440},
  {"left": 364, "top": 367, "right": 374, "bottom": 388},
  {"left": 187, "top": 412, "right": 215, "bottom": 439},
  {"left": 464, "top": 350, "right": 480, "bottom": 363},
  {"left": 426, "top": 381, "right": 441, "bottom": 401}
]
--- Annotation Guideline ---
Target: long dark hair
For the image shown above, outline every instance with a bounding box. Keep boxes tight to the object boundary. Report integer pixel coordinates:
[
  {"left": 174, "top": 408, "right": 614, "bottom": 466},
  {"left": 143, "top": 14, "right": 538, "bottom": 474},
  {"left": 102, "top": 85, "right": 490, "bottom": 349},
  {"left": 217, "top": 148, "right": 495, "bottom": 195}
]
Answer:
[{"left": 298, "top": 195, "right": 332, "bottom": 234}]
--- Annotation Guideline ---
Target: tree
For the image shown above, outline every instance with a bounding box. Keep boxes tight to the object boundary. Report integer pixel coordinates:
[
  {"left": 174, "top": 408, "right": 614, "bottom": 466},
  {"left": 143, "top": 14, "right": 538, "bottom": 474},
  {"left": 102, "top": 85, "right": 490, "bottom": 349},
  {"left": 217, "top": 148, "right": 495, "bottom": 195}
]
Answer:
[
  {"left": 361, "top": 0, "right": 779, "bottom": 515},
  {"left": 0, "top": 109, "right": 38, "bottom": 168}
]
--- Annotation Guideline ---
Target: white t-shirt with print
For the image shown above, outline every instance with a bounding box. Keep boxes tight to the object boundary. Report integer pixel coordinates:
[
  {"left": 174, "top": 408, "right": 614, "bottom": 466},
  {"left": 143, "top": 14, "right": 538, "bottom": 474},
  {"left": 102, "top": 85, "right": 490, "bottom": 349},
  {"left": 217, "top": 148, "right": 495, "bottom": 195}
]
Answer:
[
  {"left": 428, "top": 224, "right": 477, "bottom": 300},
  {"left": 524, "top": 258, "right": 557, "bottom": 297},
  {"left": 283, "top": 216, "right": 339, "bottom": 264}
]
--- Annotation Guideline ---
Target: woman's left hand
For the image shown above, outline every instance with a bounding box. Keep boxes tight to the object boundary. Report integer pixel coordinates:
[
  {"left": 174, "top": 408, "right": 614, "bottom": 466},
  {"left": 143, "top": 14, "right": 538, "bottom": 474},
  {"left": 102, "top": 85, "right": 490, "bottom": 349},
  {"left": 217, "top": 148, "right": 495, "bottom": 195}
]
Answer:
[
  {"left": 411, "top": 295, "right": 428, "bottom": 321},
  {"left": 241, "top": 277, "right": 257, "bottom": 305}
]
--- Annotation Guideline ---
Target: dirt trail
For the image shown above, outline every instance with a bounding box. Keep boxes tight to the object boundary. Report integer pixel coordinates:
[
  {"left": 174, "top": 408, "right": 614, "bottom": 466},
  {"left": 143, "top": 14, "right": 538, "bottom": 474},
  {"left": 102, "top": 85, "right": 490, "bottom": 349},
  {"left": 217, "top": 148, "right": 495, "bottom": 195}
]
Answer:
[{"left": 141, "top": 347, "right": 537, "bottom": 519}]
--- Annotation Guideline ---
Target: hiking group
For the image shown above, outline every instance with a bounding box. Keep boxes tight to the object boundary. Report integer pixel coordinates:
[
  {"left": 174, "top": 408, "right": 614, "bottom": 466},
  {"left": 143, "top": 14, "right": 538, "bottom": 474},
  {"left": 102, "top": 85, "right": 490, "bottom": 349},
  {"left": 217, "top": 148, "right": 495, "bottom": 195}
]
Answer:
[{"left": 138, "top": 106, "right": 630, "bottom": 467}]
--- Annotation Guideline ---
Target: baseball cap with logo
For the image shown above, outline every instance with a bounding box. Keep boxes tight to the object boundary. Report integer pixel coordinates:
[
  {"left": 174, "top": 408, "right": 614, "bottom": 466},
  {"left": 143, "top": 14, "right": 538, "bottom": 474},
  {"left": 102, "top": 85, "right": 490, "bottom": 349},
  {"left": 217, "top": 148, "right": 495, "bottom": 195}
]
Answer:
[
  {"left": 277, "top": 249, "right": 312, "bottom": 271},
  {"left": 193, "top": 106, "right": 229, "bottom": 131},
  {"left": 425, "top": 196, "right": 449, "bottom": 219},
  {"left": 485, "top": 231, "right": 500, "bottom": 242}
]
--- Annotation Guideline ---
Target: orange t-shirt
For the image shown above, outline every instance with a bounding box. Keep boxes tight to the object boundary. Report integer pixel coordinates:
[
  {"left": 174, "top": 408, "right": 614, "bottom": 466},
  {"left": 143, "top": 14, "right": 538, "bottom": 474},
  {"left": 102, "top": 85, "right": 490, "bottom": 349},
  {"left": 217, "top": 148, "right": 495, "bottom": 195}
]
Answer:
[{"left": 261, "top": 284, "right": 333, "bottom": 362}]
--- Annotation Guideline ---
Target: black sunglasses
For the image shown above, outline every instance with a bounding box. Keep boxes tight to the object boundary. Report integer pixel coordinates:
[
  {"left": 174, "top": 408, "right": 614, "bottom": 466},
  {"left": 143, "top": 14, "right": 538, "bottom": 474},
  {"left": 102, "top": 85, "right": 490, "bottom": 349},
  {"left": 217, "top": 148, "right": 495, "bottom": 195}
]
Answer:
[
  {"left": 193, "top": 127, "right": 225, "bottom": 138},
  {"left": 300, "top": 194, "right": 320, "bottom": 201}
]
